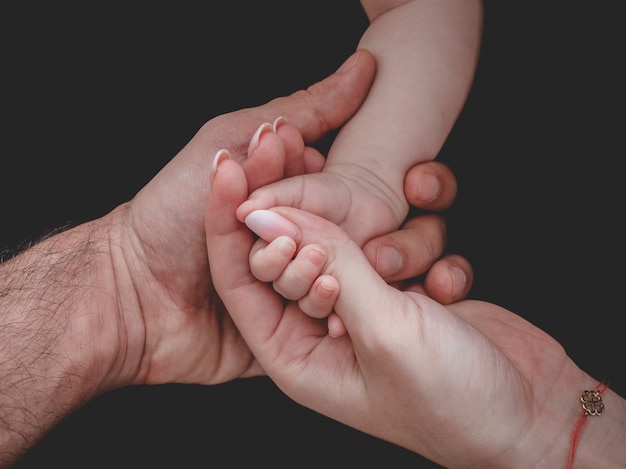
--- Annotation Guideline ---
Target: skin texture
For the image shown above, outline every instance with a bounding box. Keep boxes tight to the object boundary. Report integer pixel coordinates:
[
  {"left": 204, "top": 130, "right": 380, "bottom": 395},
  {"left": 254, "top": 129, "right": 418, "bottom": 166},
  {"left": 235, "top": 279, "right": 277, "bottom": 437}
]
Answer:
[
  {"left": 241, "top": 123, "right": 471, "bottom": 336},
  {"left": 0, "top": 49, "right": 473, "bottom": 468},
  {"left": 205, "top": 142, "right": 626, "bottom": 468},
  {"left": 3, "top": 1, "right": 623, "bottom": 467}
]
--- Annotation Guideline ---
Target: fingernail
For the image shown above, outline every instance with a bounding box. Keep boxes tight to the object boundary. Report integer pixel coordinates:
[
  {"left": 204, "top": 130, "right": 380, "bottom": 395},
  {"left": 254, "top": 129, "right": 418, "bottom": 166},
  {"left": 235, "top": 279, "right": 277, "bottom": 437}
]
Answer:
[
  {"left": 376, "top": 246, "right": 403, "bottom": 278},
  {"left": 318, "top": 277, "right": 337, "bottom": 299},
  {"left": 272, "top": 116, "right": 287, "bottom": 133},
  {"left": 249, "top": 122, "right": 273, "bottom": 153},
  {"left": 244, "top": 210, "right": 301, "bottom": 243},
  {"left": 335, "top": 50, "right": 360, "bottom": 74},
  {"left": 415, "top": 173, "right": 440, "bottom": 203},
  {"left": 306, "top": 246, "right": 327, "bottom": 267},
  {"left": 210, "top": 149, "right": 230, "bottom": 179},
  {"left": 275, "top": 236, "right": 297, "bottom": 258},
  {"left": 450, "top": 266, "right": 467, "bottom": 297}
]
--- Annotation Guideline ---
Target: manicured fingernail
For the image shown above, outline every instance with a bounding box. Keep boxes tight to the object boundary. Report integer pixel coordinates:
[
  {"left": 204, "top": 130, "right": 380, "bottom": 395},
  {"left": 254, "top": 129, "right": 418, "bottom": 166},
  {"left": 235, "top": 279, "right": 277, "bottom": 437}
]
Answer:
[
  {"left": 335, "top": 50, "right": 359, "bottom": 74},
  {"left": 244, "top": 210, "right": 301, "bottom": 243},
  {"left": 249, "top": 122, "right": 273, "bottom": 152},
  {"left": 210, "top": 149, "right": 230, "bottom": 178},
  {"left": 376, "top": 246, "right": 402, "bottom": 278},
  {"left": 273, "top": 116, "right": 287, "bottom": 133},
  {"left": 415, "top": 173, "right": 440, "bottom": 203}
]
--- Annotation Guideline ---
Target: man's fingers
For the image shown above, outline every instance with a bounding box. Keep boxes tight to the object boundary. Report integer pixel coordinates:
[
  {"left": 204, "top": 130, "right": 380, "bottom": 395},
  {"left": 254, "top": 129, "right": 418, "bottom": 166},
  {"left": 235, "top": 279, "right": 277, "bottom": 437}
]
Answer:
[
  {"left": 404, "top": 161, "right": 458, "bottom": 212},
  {"left": 362, "top": 214, "right": 446, "bottom": 283},
  {"left": 362, "top": 213, "right": 473, "bottom": 303},
  {"left": 269, "top": 49, "right": 376, "bottom": 143},
  {"left": 194, "top": 49, "right": 375, "bottom": 171},
  {"left": 422, "top": 253, "right": 473, "bottom": 305}
]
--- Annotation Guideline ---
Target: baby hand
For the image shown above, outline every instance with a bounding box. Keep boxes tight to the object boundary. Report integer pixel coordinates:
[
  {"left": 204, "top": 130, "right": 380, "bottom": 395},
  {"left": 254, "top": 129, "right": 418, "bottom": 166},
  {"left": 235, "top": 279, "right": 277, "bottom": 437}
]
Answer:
[
  {"left": 236, "top": 119, "right": 406, "bottom": 247},
  {"left": 245, "top": 209, "right": 347, "bottom": 337}
]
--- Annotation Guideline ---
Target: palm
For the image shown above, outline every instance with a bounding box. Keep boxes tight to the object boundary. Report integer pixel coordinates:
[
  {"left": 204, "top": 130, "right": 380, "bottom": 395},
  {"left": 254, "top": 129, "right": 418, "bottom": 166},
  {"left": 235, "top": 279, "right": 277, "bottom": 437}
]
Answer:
[
  {"left": 119, "top": 102, "right": 349, "bottom": 385},
  {"left": 449, "top": 299, "right": 572, "bottom": 401},
  {"left": 123, "top": 132, "right": 260, "bottom": 385}
]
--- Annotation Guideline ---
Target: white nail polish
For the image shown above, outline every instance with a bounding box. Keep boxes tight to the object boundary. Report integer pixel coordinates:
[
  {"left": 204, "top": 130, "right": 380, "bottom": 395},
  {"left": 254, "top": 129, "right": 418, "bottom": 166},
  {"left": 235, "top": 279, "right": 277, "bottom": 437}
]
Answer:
[
  {"left": 249, "top": 122, "right": 273, "bottom": 152},
  {"left": 211, "top": 149, "right": 230, "bottom": 174},
  {"left": 244, "top": 210, "right": 300, "bottom": 243},
  {"left": 272, "top": 116, "right": 287, "bottom": 133}
]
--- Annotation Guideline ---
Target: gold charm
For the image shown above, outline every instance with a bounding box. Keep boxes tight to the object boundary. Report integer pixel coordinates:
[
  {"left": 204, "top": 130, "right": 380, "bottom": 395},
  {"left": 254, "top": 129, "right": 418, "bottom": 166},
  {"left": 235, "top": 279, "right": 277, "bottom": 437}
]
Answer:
[{"left": 580, "top": 390, "right": 604, "bottom": 416}]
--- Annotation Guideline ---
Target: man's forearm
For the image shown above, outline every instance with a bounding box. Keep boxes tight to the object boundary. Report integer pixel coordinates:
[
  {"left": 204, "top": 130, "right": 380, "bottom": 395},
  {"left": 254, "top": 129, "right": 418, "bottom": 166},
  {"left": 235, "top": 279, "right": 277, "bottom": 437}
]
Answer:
[{"left": 0, "top": 221, "right": 121, "bottom": 467}]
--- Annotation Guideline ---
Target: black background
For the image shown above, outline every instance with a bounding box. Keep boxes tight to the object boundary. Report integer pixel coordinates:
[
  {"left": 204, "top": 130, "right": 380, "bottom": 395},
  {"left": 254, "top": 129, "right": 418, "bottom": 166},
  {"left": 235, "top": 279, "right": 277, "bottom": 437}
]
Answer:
[{"left": 2, "top": 2, "right": 624, "bottom": 468}]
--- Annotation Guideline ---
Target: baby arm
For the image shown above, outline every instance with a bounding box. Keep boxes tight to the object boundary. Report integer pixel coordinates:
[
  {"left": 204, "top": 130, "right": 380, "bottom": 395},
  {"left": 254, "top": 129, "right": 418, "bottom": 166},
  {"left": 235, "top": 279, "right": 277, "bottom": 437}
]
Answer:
[{"left": 238, "top": 0, "right": 483, "bottom": 246}]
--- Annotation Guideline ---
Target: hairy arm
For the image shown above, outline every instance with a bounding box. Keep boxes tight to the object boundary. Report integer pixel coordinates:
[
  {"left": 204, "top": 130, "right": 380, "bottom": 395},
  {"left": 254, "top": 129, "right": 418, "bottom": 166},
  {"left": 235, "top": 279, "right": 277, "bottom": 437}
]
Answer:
[{"left": 0, "top": 218, "right": 134, "bottom": 467}]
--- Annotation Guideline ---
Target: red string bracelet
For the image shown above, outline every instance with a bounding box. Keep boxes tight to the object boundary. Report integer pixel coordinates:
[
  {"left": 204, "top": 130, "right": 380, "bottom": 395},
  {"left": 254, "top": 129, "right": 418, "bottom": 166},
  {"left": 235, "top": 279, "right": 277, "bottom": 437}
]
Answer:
[{"left": 566, "top": 379, "right": 608, "bottom": 469}]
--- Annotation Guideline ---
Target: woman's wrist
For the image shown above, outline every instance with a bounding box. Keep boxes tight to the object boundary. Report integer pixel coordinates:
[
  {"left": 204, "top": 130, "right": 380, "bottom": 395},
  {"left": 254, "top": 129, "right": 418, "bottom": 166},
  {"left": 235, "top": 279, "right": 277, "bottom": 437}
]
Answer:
[
  {"left": 571, "top": 386, "right": 626, "bottom": 468},
  {"left": 507, "top": 371, "right": 626, "bottom": 468}
]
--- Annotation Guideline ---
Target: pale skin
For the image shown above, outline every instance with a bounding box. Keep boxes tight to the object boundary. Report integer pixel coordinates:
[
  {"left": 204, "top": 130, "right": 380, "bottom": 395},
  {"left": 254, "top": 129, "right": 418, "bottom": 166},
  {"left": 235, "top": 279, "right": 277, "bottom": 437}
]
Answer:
[
  {"left": 238, "top": 0, "right": 484, "bottom": 246},
  {"left": 0, "top": 50, "right": 474, "bottom": 468},
  {"left": 205, "top": 136, "right": 626, "bottom": 469}
]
